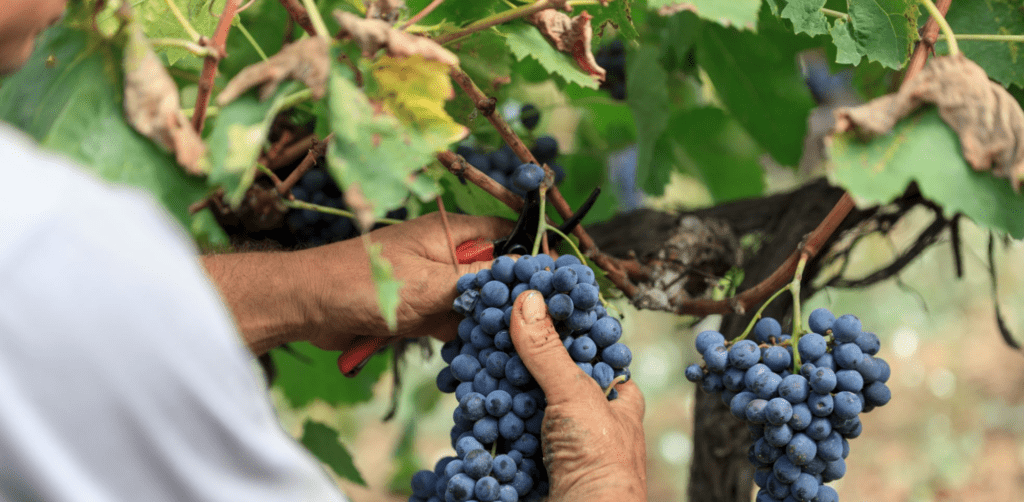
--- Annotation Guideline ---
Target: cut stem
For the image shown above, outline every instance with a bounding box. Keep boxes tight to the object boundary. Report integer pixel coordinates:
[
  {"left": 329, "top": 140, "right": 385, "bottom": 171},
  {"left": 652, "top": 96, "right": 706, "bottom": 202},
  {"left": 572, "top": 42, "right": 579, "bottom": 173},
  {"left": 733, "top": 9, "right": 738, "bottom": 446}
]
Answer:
[{"left": 545, "top": 225, "right": 586, "bottom": 266}]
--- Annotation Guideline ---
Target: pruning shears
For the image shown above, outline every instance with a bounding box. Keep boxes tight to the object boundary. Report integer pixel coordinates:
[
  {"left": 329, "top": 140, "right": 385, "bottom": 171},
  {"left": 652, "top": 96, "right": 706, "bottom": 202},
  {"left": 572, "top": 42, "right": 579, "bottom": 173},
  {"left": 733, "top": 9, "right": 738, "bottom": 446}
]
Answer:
[{"left": 336, "top": 183, "right": 602, "bottom": 377}]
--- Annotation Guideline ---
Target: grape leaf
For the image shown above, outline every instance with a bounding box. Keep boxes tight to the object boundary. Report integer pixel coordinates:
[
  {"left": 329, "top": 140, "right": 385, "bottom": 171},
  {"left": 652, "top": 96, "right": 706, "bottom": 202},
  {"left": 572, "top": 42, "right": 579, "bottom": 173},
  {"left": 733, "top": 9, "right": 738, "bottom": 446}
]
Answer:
[
  {"left": 326, "top": 62, "right": 438, "bottom": 218},
  {"left": 696, "top": 21, "right": 815, "bottom": 166},
  {"left": 135, "top": 0, "right": 227, "bottom": 65},
  {"left": 455, "top": 32, "right": 513, "bottom": 88},
  {"left": 591, "top": 0, "right": 640, "bottom": 40},
  {"left": 848, "top": 0, "right": 917, "bottom": 70},
  {"left": 626, "top": 46, "right": 672, "bottom": 195},
  {"left": 939, "top": 0, "right": 1024, "bottom": 88},
  {"left": 0, "top": 25, "right": 227, "bottom": 248},
  {"left": 672, "top": 107, "right": 765, "bottom": 203},
  {"left": 647, "top": 0, "right": 761, "bottom": 30},
  {"left": 403, "top": 0, "right": 495, "bottom": 29},
  {"left": 781, "top": 0, "right": 829, "bottom": 36},
  {"left": 204, "top": 81, "right": 303, "bottom": 208},
  {"left": 371, "top": 55, "right": 469, "bottom": 151},
  {"left": 830, "top": 18, "right": 863, "bottom": 65},
  {"left": 555, "top": 153, "right": 621, "bottom": 224},
  {"left": 386, "top": 421, "right": 420, "bottom": 494},
  {"left": 366, "top": 240, "right": 403, "bottom": 331},
  {"left": 299, "top": 420, "right": 367, "bottom": 486},
  {"left": 439, "top": 172, "right": 518, "bottom": 220},
  {"left": 505, "top": 23, "right": 601, "bottom": 89},
  {"left": 270, "top": 342, "right": 389, "bottom": 408},
  {"left": 828, "top": 109, "right": 1024, "bottom": 238}
]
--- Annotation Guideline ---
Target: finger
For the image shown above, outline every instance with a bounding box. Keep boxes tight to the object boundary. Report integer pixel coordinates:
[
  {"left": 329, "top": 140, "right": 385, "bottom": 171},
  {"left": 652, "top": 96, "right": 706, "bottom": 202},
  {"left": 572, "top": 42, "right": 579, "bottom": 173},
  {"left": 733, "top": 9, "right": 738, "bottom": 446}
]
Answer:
[
  {"left": 608, "top": 380, "right": 646, "bottom": 422},
  {"left": 443, "top": 213, "right": 516, "bottom": 245},
  {"left": 510, "top": 291, "right": 603, "bottom": 404}
]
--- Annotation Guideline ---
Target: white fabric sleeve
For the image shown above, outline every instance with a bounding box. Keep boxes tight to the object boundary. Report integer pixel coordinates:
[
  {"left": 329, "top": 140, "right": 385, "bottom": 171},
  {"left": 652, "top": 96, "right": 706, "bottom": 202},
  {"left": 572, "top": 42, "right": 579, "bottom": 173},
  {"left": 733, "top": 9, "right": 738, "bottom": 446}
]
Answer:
[{"left": 0, "top": 125, "right": 349, "bottom": 502}]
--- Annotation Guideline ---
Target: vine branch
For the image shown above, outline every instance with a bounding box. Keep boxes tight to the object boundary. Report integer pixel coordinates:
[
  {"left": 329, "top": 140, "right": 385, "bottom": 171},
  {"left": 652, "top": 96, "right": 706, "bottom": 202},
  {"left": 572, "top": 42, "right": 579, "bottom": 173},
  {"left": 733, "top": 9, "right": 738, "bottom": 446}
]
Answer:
[
  {"left": 920, "top": 0, "right": 958, "bottom": 56},
  {"left": 191, "top": 0, "right": 241, "bottom": 134},
  {"left": 434, "top": 0, "right": 570, "bottom": 45},
  {"left": 278, "top": 0, "right": 318, "bottom": 37},
  {"left": 905, "top": 0, "right": 952, "bottom": 81}
]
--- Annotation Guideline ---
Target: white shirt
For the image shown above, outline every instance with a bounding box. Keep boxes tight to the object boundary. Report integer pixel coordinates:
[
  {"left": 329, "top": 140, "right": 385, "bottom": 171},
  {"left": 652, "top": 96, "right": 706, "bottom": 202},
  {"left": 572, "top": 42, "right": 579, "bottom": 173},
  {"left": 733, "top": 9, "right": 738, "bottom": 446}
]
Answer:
[{"left": 0, "top": 125, "right": 348, "bottom": 502}]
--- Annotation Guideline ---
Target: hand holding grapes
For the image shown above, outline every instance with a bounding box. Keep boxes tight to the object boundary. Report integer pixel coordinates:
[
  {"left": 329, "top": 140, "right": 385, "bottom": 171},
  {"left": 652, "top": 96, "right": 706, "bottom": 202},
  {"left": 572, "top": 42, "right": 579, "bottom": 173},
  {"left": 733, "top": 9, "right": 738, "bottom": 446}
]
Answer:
[{"left": 509, "top": 291, "right": 648, "bottom": 501}]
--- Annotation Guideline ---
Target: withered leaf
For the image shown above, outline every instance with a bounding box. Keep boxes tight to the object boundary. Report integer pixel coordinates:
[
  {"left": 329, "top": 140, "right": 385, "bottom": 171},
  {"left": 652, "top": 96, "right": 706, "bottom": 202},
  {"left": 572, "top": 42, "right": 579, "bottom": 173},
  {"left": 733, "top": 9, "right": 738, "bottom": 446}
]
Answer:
[
  {"left": 332, "top": 10, "right": 459, "bottom": 67},
  {"left": 528, "top": 10, "right": 606, "bottom": 81},
  {"left": 217, "top": 36, "right": 330, "bottom": 105},
  {"left": 834, "top": 54, "right": 1024, "bottom": 190},
  {"left": 366, "top": 0, "right": 406, "bottom": 22},
  {"left": 123, "top": 21, "right": 207, "bottom": 175}
]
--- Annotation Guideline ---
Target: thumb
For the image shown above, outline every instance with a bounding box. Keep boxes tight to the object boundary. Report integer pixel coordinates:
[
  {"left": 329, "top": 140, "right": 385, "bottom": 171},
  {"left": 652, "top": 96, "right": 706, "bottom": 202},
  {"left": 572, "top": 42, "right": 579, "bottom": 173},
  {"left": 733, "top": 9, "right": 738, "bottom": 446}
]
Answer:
[{"left": 510, "top": 291, "right": 601, "bottom": 403}]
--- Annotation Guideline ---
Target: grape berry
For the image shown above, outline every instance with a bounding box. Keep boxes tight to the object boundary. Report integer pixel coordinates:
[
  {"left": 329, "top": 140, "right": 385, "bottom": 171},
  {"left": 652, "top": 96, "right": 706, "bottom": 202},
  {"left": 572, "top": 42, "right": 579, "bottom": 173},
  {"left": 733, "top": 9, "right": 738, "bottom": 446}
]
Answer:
[
  {"left": 685, "top": 309, "right": 891, "bottom": 502},
  {"left": 410, "top": 182, "right": 632, "bottom": 501}
]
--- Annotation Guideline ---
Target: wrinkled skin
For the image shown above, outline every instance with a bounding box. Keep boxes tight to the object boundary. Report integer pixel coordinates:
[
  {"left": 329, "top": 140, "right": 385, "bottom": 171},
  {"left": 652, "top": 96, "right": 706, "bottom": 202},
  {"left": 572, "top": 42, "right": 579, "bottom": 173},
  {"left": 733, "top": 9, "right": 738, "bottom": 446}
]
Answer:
[{"left": 510, "top": 291, "right": 648, "bottom": 502}]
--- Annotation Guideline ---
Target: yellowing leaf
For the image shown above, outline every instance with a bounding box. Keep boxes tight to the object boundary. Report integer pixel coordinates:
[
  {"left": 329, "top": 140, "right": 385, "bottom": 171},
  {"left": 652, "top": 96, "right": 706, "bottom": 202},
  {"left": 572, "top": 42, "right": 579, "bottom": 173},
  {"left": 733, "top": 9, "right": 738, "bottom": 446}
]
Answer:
[{"left": 372, "top": 55, "right": 468, "bottom": 149}]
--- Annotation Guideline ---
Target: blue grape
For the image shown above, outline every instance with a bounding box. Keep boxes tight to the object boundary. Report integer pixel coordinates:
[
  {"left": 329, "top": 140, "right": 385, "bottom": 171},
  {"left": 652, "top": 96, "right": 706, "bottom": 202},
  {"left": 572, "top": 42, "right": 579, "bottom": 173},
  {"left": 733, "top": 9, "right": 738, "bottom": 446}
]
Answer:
[
  {"left": 458, "top": 319, "right": 476, "bottom": 342},
  {"left": 864, "top": 381, "right": 891, "bottom": 407},
  {"left": 816, "top": 431, "right": 843, "bottom": 462},
  {"left": 765, "top": 398, "right": 794, "bottom": 425},
  {"left": 481, "top": 281, "right": 511, "bottom": 307},
  {"left": 504, "top": 355, "right": 533, "bottom": 387},
  {"left": 576, "top": 362, "right": 594, "bottom": 377},
  {"left": 833, "top": 342, "right": 863, "bottom": 369},
  {"left": 455, "top": 382, "right": 475, "bottom": 402},
  {"left": 524, "top": 410, "right": 543, "bottom": 435},
  {"left": 701, "top": 372, "right": 724, "bottom": 394},
  {"left": 473, "top": 369, "right": 499, "bottom": 395},
  {"left": 547, "top": 294, "right": 573, "bottom": 320},
  {"left": 814, "top": 485, "right": 839, "bottom": 502},
  {"left": 528, "top": 270, "right": 554, "bottom": 296},
  {"left": 764, "top": 423, "right": 794, "bottom": 448},
  {"left": 490, "top": 256, "right": 516, "bottom": 283},
  {"left": 510, "top": 283, "right": 530, "bottom": 302},
  {"left": 703, "top": 345, "right": 729, "bottom": 372},
  {"left": 685, "top": 363, "right": 705, "bottom": 383},
  {"left": 722, "top": 367, "right": 746, "bottom": 391},
  {"left": 821, "top": 458, "right": 846, "bottom": 482},
  {"left": 593, "top": 361, "right": 615, "bottom": 389},
  {"left": 446, "top": 473, "right": 476, "bottom": 502},
  {"left": 695, "top": 330, "right": 726, "bottom": 354},
  {"left": 569, "top": 264, "right": 596, "bottom": 285},
  {"left": 807, "top": 308, "right": 836, "bottom": 334},
  {"left": 778, "top": 374, "right": 809, "bottom": 404},
  {"left": 444, "top": 458, "right": 465, "bottom": 478},
  {"left": 762, "top": 345, "right": 791, "bottom": 373},
  {"left": 753, "top": 317, "right": 782, "bottom": 343},
  {"left": 809, "top": 367, "right": 837, "bottom": 394},
  {"left": 746, "top": 399, "right": 769, "bottom": 424},
  {"left": 804, "top": 455, "right": 826, "bottom": 475},
  {"left": 474, "top": 417, "right": 499, "bottom": 444},
  {"left": 471, "top": 327, "right": 494, "bottom": 350},
  {"left": 754, "top": 437, "right": 783, "bottom": 464},
  {"left": 773, "top": 455, "right": 801, "bottom": 483},
  {"left": 412, "top": 470, "right": 438, "bottom": 497},
  {"left": 460, "top": 392, "right": 487, "bottom": 421},
  {"left": 463, "top": 448, "right": 493, "bottom": 479},
  {"left": 752, "top": 372, "right": 782, "bottom": 400},
  {"left": 789, "top": 403, "right": 812, "bottom": 431},
  {"left": 813, "top": 353, "right": 836, "bottom": 371},
  {"left": 486, "top": 390, "right": 513, "bottom": 417},
  {"left": 513, "top": 255, "right": 541, "bottom": 282},
  {"left": 856, "top": 355, "right": 881, "bottom": 383},
  {"left": 730, "top": 391, "right": 757, "bottom": 420},
  {"left": 491, "top": 455, "right": 517, "bottom": 483},
  {"left": 569, "top": 283, "right": 599, "bottom": 310},
  {"left": 475, "top": 476, "right": 500, "bottom": 501},
  {"left": 832, "top": 314, "right": 861, "bottom": 343},
  {"left": 512, "top": 163, "right": 545, "bottom": 192},
  {"left": 835, "top": 369, "right": 864, "bottom": 393},
  {"left": 745, "top": 363, "right": 772, "bottom": 389},
  {"left": 590, "top": 317, "right": 622, "bottom": 347},
  {"left": 479, "top": 307, "right": 505, "bottom": 335},
  {"left": 533, "top": 253, "right": 554, "bottom": 271},
  {"left": 854, "top": 331, "right": 881, "bottom": 355},
  {"left": 786, "top": 433, "right": 817, "bottom": 465},
  {"left": 511, "top": 393, "right": 537, "bottom": 418},
  {"left": 452, "top": 355, "right": 482, "bottom": 382},
  {"left": 437, "top": 367, "right": 459, "bottom": 393},
  {"left": 551, "top": 267, "right": 578, "bottom": 292},
  {"left": 807, "top": 393, "right": 833, "bottom": 417},
  {"left": 566, "top": 308, "right": 597, "bottom": 332},
  {"left": 568, "top": 335, "right": 597, "bottom": 362},
  {"left": 498, "top": 412, "right": 525, "bottom": 440},
  {"left": 442, "top": 340, "right": 463, "bottom": 364},
  {"left": 453, "top": 289, "right": 480, "bottom": 316},
  {"left": 453, "top": 407, "right": 474, "bottom": 429},
  {"left": 511, "top": 433, "right": 539, "bottom": 456},
  {"left": 797, "top": 333, "right": 828, "bottom": 361},
  {"left": 493, "top": 330, "right": 513, "bottom": 351},
  {"left": 601, "top": 343, "right": 632, "bottom": 369},
  {"left": 832, "top": 391, "right": 862, "bottom": 419},
  {"left": 791, "top": 472, "right": 820, "bottom": 501},
  {"left": 498, "top": 484, "right": 519, "bottom": 502},
  {"left": 510, "top": 471, "right": 533, "bottom": 496},
  {"left": 728, "top": 339, "right": 761, "bottom": 369},
  {"left": 805, "top": 417, "right": 832, "bottom": 441},
  {"left": 475, "top": 269, "right": 493, "bottom": 288},
  {"left": 554, "top": 254, "right": 581, "bottom": 268},
  {"left": 487, "top": 351, "right": 510, "bottom": 379},
  {"left": 456, "top": 273, "right": 477, "bottom": 293}
]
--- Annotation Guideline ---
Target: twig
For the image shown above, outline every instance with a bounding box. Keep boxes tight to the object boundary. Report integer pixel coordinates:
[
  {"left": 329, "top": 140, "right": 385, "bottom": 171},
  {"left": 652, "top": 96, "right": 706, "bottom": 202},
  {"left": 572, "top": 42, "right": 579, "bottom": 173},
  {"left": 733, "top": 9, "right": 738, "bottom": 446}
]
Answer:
[
  {"left": 148, "top": 38, "right": 218, "bottom": 57},
  {"left": 191, "top": 0, "right": 241, "bottom": 134},
  {"left": 278, "top": 0, "right": 317, "bottom": 36},
  {"left": 434, "top": 0, "right": 570, "bottom": 45},
  {"left": 905, "top": 0, "right": 952, "bottom": 82},
  {"left": 940, "top": 34, "right": 1024, "bottom": 43},
  {"left": 277, "top": 133, "right": 333, "bottom": 196},
  {"left": 436, "top": 195, "right": 460, "bottom": 271},
  {"left": 283, "top": 198, "right": 404, "bottom": 224},
  {"left": 436, "top": 150, "right": 524, "bottom": 211},
  {"left": 402, "top": 0, "right": 446, "bottom": 30},
  {"left": 920, "top": 0, "right": 959, "bottom": 56},
  {"left": 257, "top": 163, "right": 285, "bottom": 189},
  {"left": 268, "top": 133, "right": 317, "bottom": 169},
  {"left": 820, "top": 8, "right": 849, "bottom": 21},
  {"left": 299, "top": 0, "right": 330, "bottom": 38}
]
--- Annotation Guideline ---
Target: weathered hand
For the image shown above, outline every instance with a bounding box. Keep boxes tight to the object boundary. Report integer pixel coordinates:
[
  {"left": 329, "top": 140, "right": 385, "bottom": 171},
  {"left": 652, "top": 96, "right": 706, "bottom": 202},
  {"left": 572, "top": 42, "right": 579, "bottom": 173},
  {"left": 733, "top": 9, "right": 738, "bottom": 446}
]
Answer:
[
  {"left": 305, "top": 212, "right": 514, "bottom": 351},
  {"left": 509, "top": 291, "right": 648, "bottom": 502}
]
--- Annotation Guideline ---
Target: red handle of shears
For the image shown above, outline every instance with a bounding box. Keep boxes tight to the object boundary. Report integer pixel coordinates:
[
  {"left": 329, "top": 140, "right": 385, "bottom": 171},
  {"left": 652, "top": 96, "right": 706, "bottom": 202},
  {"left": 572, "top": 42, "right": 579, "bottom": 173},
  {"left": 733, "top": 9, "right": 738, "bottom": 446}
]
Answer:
[{"left": 336, "top": 239, "right": 496, "bottom": 377}]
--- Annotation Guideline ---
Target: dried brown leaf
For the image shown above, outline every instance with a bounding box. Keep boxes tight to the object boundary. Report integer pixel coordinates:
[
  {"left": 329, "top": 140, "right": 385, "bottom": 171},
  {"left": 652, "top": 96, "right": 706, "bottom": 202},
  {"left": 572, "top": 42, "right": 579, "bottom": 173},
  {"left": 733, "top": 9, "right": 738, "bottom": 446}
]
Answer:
[
  {"left": 528, "top": 9, "right": 606, "bottom": 81},
  {"left": 835, "top": 54, "right": 1024, "bottom": 190},
  {"left": 366, "top": 0, "right": 405, "bottom": 22},
  {"left": 123, "top": 23, "right": 207, "bottom": 175},
  {"left": 217, "top": 36, "right": 330, "bottom": 106},
  {"left": 332, "top": 10, "right": 458, "bottom": 67}
]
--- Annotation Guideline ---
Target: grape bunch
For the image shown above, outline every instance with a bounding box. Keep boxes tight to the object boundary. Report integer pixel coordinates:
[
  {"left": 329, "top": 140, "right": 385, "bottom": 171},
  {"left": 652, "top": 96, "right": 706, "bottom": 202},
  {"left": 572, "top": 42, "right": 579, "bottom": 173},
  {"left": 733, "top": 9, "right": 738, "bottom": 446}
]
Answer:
[
  {"left": 407, "top": 166, "right": 632, "bottom": 502},
  {"left": 684, "top": 309, "right": 892, "bottom": 502},
  {"left": 595, "top": 40, "right": 626, "bottom": 100},
  {"left": 285, "top": 167, "right": 406, "bottom": 247}
]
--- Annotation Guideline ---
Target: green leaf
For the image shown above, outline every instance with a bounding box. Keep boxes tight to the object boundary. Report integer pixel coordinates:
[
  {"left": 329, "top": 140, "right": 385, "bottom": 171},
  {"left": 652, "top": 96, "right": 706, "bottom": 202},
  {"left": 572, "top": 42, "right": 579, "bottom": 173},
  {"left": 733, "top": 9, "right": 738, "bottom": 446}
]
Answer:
[
  {"left": 299, "top": 420, "right": 367, "bottom": 486},
  {"left": 270, "top": 342, "right": 389, "bottom": 408},
  {"left": 659, "top": 10, "right": 701, "bottom": 72},
  {"left": 782, "top": 0, "right": 829, "bottom": 36},
  {"left": 939, "top": 0, "right": 1024, "bottom": 88},
  {"left": 0, "top": 25, "right": 227, "bottom": 247},
  {"left": 204, "top": 82, "right": 303, "bottom": 208},
  {"left": 555, "top": 153, "right": 621, "bottom": 224},
  {"left": 456, "top": 32, "right": 513, "bottom": 88},
  {"left": 647, "top": 0, "right": 761, "bottom": 30},
  {"left": 386, "top": 421, "right": 420, "bottom": 494},
  {"left": 626, "top": 46, "right": 672, "bottom": 195},
  {"left": 134, "top": 0, "right": 227, "bottom": 65},
  {"left": 672, "top": 107, "right": 765, "bottom": 203},
  {"left": 696, "top": 21, "right": 815, "bottom": 166},
  {"left": 848, "top": 0, "right": 917, "bottom": 70},
  {"left": 830, "top": 18, "right": 863, "bottom": 65},
  {"left": 366, "top": 240, "right": 403, "bottom": 332},
  {"left": 827, "top": 109, "right": 1024, "bottom": 238},
  {"left": 403, "top": 0, "right": 496, "bottom": 29},
  {"left": 439, "top": 171, "right": 518, "bottom": 220},
  {"left": 592, "top": 0, "right": 640, "bottom": 40},
  {"left": 326, "top": 62, "right": 438, "bottom": 217},
  {"left": 505, "top": 23, "right": 601, "bottom": 89}
]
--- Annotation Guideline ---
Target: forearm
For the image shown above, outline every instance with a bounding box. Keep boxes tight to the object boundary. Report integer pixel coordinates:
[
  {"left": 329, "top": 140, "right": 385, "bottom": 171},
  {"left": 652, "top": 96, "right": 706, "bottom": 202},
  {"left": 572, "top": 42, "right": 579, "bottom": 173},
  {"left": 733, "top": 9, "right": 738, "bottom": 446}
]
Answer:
[{"left": 201, "top": 249, "right": 344, "bottom": 355}]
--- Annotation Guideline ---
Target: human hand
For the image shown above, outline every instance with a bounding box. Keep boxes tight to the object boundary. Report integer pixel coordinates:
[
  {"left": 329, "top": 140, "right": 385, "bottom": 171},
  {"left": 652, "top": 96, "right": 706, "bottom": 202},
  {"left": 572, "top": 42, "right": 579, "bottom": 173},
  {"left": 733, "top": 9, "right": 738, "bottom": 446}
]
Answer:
[
  {"left": 509, "top": 291, "right": 648, "bottom": 502},
  {"left": 304, "top": 212, "right": 514, "bottom": 351}
]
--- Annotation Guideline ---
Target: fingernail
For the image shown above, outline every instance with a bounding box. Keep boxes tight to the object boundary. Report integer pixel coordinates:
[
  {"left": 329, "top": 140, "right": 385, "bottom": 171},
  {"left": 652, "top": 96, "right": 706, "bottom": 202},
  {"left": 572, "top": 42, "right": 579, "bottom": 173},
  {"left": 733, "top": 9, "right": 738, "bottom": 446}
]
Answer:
[{"left": 523, "top": 291, "right": 547, "bottom": 324}]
